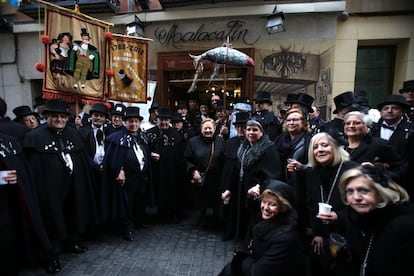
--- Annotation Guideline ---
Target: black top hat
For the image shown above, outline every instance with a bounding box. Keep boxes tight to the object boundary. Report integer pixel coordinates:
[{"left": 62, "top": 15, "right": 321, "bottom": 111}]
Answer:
[
  {"left": 89, "top": 103, "right": 109, "bottom": 117},
  {"left": 13, "top": 105, "right": 38, "bottom": 121},
  {"left": 333, "top": 91, "right": 355, "bottom": 114},
  {"left": 149, "top": 101, "right": 159, "bottom": 112},
  {"left": 377, "top": 94, "right": 410, "bottom": 111},
  {"left": 233, "top": 111, "right": 250, "bottom": 125},
  {"left": 254, "top": 91, "right": 272, "bottom": 104},
  {"left": 112, "top": 103, "right": 126, "bottom": 116},
  {"left": 157, "top": 107, "right": 173, "bottom": 118},
  {"left": 399, "top": 80, "right": 414, "bottom": 93},
  {"left": 284, "top": 93, "right": 298, "bottom": 104},
  {"left": 177, "top": 100, "right": 188, "bottom": 110},
  {"left": 123, "top": 106, "right": 143, "bottom": 121},
  {"left": 43, "top": 99, "right": 70, "bottom": 115},
  {"left": 199, "top": 99, "right": 210, "bottom": 107},
  {"left": 80, "top": 28, "right": 90, "bottom": 38},
  {"left": 215, "top": 100, "right": 226, "bottom": 110},
  {"left": 171, "top": 113, "right": 185, "bottom": 123},
  {"left": 290, "top": 93, "right": 314, "bottom": 113}
]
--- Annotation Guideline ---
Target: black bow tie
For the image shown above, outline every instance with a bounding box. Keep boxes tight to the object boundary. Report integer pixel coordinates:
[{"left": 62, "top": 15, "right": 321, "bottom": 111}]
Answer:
[{"left": 381, "top": 124, "right": 395, "bottom": 131}]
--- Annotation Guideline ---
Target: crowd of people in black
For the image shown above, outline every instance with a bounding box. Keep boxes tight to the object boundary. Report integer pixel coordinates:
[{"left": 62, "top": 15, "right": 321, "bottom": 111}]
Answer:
[{"left": 1, "top": 79, "right": 414, "bottom": 276}]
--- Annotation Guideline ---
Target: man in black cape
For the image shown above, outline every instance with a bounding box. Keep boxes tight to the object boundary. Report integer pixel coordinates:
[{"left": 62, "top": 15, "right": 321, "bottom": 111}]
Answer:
[
  {"left": 0, "top": 133, "right": 54, "bottom": 274},
  {"left": 146, "top": 107, "right": 186, "bottom": 222},
  {"left": 22, "top": 99, "right": 97, "bottom": 270}
]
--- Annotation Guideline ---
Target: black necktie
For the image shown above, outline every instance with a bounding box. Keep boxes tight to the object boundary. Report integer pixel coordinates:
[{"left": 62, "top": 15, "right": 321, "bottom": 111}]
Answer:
[
  {"left": 96, "top": 129, "right": 104, "bottom": 146},
  {"left": 381, "top": 124, "right": 395, "bottom": 131}
]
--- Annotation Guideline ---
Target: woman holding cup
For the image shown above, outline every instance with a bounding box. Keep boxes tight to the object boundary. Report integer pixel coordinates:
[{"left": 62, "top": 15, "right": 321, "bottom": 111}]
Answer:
[
  {"left": 337, "top": 164, "right": 414, "bottom": 276},
  {"left": 305, "top": 132, "right": 359, "bottom": 276}
]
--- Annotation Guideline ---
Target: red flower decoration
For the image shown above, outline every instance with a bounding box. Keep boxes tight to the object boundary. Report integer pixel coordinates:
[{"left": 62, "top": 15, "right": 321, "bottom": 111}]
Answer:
[
  {"left": 106, "top": 69, "right": 114, "bottom": 78},
  {"left": 35, "top": 62, "right": 45, "bottom": 72},
  {"left": 147, "top": 96, "right": 152, "bottom": 101},
  {"left": 41, "top": 34, "right": 50, "bottom": 45},
  {"left": 105, "top": 32, "right": 113, "bottom": 40}
]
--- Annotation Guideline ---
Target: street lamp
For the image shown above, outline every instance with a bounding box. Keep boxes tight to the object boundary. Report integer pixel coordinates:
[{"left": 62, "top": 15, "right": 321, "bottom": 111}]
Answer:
[
  {"left": 266, "top": 6, "right": 285, "bottom": 34},
  {"left": 126, "top": 15, "right": 145, "bottom": 37}
]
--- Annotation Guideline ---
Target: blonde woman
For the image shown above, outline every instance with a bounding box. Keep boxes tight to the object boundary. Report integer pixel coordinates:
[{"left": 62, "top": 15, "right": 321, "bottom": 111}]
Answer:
[{"left": 333, "top": 165, "right": 414, "bottom": 276}]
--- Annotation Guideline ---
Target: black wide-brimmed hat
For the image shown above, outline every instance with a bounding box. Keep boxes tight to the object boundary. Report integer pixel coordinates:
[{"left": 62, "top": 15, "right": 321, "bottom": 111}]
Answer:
[
  {"left": 284, "top": 93, "right": 298, "bottom": 104},
  {"left": 123, "top": 106, "right": 143, "bottom": 121},
  {"left": 377, "top": 94, "right": 410, "bottom": 111},
  {"left": 171, "top": 112, "right": 185, "bottom": 123},
  {"left": 254, "top": 91, "right": 272, "bottom": 105},
  {"left": 111, "top": 103, "right": 126, "bottom": 116},
  {"left": 177, "top": 100, "right": 188, "bottom": 110},
  {"left": 43, "top": 98, "right": 71, "bottom": 115},
  {"left": 399, "top": 80, "right": 414, "bottom": 93},
  {"left": 333, "top": 91, "right": 355, "bottom": 114},
  {"left": 13, "top": 105, "right": 38, "bottom": 121},
  {"left": 89, "top": 103, "right": 109, "bottom": 117},
  {"left": 289, "top": 93, "right": 314, "bottom": 113},
  {"left": 149, "top": 101, "right": 159, "bottom": 112},
  {"left": 233, "top": 111, "right": 250, "bottom": 125},
  {"left": 157, "top": 107, "right": 173, "bottom": 118}
]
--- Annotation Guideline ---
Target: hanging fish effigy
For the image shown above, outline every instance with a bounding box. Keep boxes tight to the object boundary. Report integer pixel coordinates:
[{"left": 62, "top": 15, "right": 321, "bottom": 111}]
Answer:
[{"left": 187, "top": 46, "right": 255, "bottom": 92}]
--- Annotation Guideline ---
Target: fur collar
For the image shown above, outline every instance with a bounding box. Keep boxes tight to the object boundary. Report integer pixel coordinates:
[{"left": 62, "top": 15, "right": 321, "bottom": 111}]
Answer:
[{"left": 237, "top": 135, "right": 274, "bottom": 168}]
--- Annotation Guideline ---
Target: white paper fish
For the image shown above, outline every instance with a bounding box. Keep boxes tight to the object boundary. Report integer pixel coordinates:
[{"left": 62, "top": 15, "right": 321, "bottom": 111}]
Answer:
[{"left": 188, "top": 46, "right": 255, "bottom": 92}]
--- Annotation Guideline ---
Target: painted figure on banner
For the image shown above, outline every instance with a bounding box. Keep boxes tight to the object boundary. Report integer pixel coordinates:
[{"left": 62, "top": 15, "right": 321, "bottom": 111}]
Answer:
[
  {"left": 68, "top": 28, "right": 100, "bottom": 89},
  {"left": 49, "top": 32, "right": 72, "bottom": 87}
]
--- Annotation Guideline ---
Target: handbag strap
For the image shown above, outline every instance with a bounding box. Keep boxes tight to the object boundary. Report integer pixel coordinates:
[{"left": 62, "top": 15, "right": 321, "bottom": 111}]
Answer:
[{"left": 205, "top": 142, "right": 215, "bottom": 172}]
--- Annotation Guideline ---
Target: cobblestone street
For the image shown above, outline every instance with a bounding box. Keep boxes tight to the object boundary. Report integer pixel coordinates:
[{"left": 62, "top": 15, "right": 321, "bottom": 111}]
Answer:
[{"left": 19, "top": 211, "right": 235, "bottom": 276}]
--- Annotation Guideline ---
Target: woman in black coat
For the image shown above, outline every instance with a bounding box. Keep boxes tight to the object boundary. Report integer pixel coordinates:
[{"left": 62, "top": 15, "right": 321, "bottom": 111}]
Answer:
[
  {"left": 219, "top": 179, "right": 306, "bottom": 276},
  {"left": 274, "top": 108, "right": 312, "bottom": 242},
  {"left": 333, "top": 164, "right": 414, "bottom": 276},
  {"left": 300, "top": 132, "right": 359, "bottom": 276},
  {"left": 343, "top": 111, "right": 403, "bottom": 181},
  {"left": 234, "top": 119, "right": 283, "bottom": 242},
  {"left": 184, "top": 118, "right": 224, "bottom": 226}
]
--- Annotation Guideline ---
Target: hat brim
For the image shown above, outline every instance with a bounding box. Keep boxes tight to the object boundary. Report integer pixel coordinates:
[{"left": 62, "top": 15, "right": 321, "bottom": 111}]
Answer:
[
  {"left": 123, "top": 115, "right": 143, "bottom": 121},
  {"left": 377, "top": 101, "right": 410, "bottom": 111},
  {"left": 43, "top": 110, "right": 71, "bottom": 116}
]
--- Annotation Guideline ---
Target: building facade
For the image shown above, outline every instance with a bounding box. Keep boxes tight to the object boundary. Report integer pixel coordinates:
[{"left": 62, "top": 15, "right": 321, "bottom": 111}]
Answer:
[{"left": 0, "top": 0, "right": 413, "bottom": 120}]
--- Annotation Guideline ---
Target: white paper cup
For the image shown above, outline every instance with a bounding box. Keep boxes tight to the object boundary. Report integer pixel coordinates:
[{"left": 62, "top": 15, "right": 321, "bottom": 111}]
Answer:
[
  {"left": 223, "top": 197, "right": 230, "bottom": 205},
  {"left": 318, "top": 202, "right": 332, "bottom": 214},
  {"left": 0, "top": 170, "right": 10, "bottom": 185}
]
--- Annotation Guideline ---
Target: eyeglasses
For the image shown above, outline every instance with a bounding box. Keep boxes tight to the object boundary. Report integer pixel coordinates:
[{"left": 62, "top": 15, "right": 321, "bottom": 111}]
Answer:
[
  {"left": 285, "top": 118, "right": 302, "bottom": 123},
  {"left": 345, "top": 187, "right": 373, "bottom": 196}
]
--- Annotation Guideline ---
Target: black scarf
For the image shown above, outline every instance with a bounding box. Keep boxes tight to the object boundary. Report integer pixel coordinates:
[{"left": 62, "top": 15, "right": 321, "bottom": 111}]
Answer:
[{"left": 276, "top": 131, "right": 306, "bottom": 160}]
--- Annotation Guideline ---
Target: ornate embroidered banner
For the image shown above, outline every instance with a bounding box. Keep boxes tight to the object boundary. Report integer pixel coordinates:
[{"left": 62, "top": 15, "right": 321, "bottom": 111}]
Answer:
[
  {"left": 107, "top": 34, "right": 148, "bottom": 103},
  {"left": 43, "top": 5, "right": 111, "bottom": 104}
]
